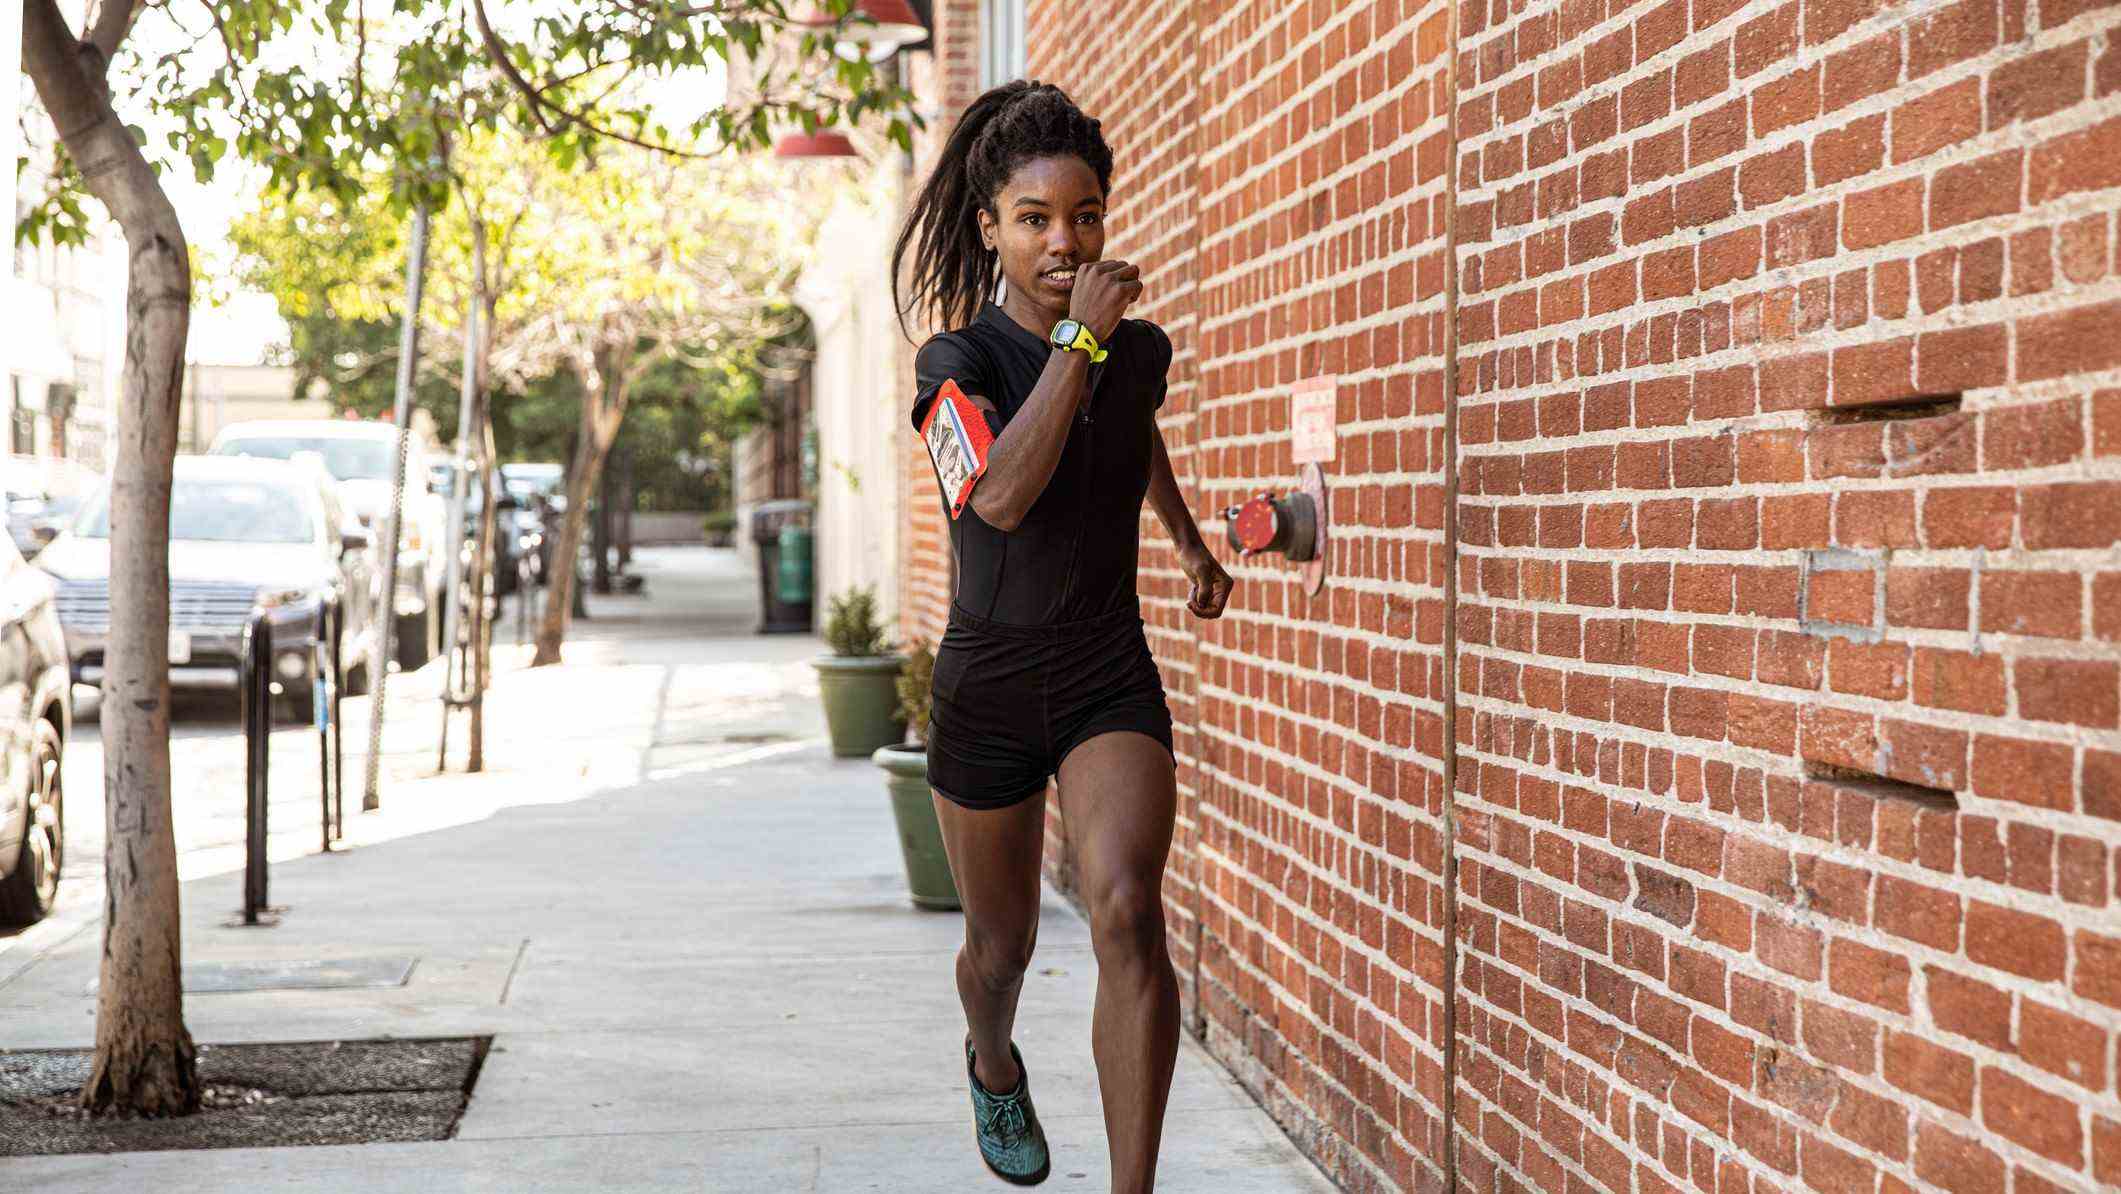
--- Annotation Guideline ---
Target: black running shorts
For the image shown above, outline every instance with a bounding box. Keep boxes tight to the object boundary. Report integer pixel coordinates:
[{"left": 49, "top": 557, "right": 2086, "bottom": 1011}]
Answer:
[{"left": 926, "top": 602, "right": 1175, "bottom": 811}]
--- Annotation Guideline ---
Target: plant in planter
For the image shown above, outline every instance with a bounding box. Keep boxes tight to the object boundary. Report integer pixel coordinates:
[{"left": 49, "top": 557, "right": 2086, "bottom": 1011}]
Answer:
[
  {"left": 701, "top": 509, "right": 737, "bottom": 547},
  {"left": 871, "top": 641, "right": 960, "bottom": 910},
  {"left": 812, "top": 586, "right": 906, "bottom": 757}
]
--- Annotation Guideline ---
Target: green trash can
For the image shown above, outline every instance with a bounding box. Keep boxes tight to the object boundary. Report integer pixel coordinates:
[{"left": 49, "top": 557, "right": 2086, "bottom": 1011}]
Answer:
[
  {"left": 752, "top": 500, "right": 813, "bottom": 634},
  {"left": 776, "top": 523, "right": 813, "bottom": 605}
]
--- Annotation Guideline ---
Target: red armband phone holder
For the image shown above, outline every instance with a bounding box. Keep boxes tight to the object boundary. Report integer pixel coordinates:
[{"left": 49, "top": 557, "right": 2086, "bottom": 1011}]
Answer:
[{"left": 916, "top": 379, "right": 995, "bottom": 520}]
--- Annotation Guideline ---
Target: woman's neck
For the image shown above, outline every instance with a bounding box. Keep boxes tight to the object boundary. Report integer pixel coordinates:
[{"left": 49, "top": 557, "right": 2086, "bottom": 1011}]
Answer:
[{"left": 998, "top": 290, "right": 1066, "bottom": 341}]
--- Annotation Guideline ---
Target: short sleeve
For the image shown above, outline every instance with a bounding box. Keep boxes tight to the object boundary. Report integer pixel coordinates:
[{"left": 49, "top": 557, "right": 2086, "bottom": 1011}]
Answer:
[
  {"left": 1142, "top": 321, "right": 1173, "bottom": 411},
  {"left": 912, "top": 333, "right": 992, "bottom": 432}
]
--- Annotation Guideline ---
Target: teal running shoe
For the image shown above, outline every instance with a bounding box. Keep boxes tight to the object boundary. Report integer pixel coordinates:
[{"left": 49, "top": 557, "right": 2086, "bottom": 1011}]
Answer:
[{"left": 964, "top": 1036, "right": 1051, "bottom": 1186}]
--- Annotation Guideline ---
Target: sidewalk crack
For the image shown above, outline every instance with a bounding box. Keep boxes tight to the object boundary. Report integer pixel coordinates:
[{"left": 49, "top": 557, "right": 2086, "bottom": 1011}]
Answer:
[{"left": 498, "top": 938, "right": 531, "bottom": 1004}]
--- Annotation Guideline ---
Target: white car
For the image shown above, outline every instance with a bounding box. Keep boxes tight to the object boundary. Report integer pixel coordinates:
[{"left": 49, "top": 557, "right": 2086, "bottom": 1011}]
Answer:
[
  {"left": 38, "top": 456, "right": 382, "bottom": 720},
  {"left": 208, "top": 420, "right": 447, "bottom": 669}
]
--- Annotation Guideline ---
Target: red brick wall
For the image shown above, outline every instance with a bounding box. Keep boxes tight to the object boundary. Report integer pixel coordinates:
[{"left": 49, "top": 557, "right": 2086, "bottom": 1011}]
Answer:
[
  {"left": 897, "top": 1, "right": 2121, "bottom": 1191},
  {"left": 1451, "top": 1, "right": 2121, "bottom": 1191},
  {"left": 1146, "top": 2, "right": 1463, "bottom": 1189}
]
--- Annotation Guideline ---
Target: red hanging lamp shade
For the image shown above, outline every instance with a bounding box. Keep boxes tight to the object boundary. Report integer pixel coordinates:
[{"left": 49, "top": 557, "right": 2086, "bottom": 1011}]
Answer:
[
  {"left": 772, "top": 129, "right": 859, "bottom": 159},
  {"left": 796, "top": 0, "right": 926, "bottom": 50}
]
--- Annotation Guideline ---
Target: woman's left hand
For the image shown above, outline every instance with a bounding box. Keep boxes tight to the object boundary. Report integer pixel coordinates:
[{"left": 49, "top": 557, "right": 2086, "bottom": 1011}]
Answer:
[{"left": 1179, "top": 543, "right": 1232, "bottom": 619}]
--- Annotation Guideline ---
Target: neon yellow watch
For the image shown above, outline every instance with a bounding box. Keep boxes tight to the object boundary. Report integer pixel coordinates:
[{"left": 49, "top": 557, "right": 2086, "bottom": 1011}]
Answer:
[{"left": 1048, "top": 318, "right": 1109, "bottom": 363}]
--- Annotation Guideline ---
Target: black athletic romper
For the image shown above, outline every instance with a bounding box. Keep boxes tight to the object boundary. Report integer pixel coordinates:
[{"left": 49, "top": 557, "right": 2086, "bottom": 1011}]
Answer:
[{"left": 910, "top": 299, "right": 1176, "bottom": 810}]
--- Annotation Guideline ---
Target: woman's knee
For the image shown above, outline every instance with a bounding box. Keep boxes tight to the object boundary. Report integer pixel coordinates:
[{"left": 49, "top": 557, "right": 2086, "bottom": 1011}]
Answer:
[
  {"left": 1088, "top": 877, "right": 1167, "bottom": 966},
  {"left": 962, "top": 924, "right": 1037, "bottom": 992}
]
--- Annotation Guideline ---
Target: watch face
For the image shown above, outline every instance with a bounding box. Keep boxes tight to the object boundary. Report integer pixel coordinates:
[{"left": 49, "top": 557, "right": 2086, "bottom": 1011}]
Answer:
[{"left": 1051, "top": 319, "right": 1082, "bottom": 346}]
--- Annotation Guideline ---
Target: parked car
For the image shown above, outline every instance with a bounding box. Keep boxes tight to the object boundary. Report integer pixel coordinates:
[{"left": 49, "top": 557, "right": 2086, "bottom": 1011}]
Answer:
[
  {"left": 37, "top": 456, "right": 382, "bottom": 723},
  {"left": 207, "top": 420, "right": 445, "bottom": 670},
  {"left": 433, "top": 466, "right": 546, "bottom": 597},
  {"left": 500, "top": 462, "right": 564, "bottom": 505},
  {"left": 501, "top": 463, "right": 568, "bottom": 586},
  {"left": 0, "top": 531, "right": 72, "bottom": 925},
  {"left": 2, "top": 455, "right": 102, "bottom": 560}
]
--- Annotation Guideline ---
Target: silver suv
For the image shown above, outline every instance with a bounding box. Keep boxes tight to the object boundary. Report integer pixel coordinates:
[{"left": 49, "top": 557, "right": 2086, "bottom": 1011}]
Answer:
[{"left": 208, "top": 420, "right": 446, "bottom": 669}]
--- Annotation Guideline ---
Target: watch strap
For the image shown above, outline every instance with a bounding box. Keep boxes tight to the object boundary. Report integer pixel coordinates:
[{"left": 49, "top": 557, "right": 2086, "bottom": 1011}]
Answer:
[{"left": 1054, "top": 320, "right": 1110, "bottom": 364}]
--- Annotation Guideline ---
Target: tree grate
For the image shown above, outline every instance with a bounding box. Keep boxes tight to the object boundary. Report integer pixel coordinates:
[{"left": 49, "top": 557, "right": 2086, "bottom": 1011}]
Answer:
[{"left": 0, "top": 1036, "right": 489, "bottom": 1156}]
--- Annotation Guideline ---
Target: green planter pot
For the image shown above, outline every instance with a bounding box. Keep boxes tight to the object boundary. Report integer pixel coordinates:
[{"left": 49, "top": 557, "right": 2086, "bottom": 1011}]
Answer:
[
  {"left": 872, "top": 744, "right": 960, "bottom": 911},
  {"left": 813, "top": 655, "right": 907, "bottom": 758}
]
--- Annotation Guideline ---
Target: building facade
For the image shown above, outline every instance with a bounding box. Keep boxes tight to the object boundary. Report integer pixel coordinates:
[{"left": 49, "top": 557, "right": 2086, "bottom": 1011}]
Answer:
[
  {"left": 895, "top": 1, "right": 2121, "bottom": 1191},
  {"left": 799, "top": 184, "right": 912, "bottom": 626},
  {"left": 6, "top": 11, "right": 127, "bottom": 474}
]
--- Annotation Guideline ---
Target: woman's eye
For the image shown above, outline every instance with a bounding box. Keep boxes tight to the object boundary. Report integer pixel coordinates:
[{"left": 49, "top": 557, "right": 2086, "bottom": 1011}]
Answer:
[
  {"left": 1078, "top": 212, "right": 1103, "bottom": 225},
  {"left": 1023, "top": 215, "right": 1045, "bottom": 228}
]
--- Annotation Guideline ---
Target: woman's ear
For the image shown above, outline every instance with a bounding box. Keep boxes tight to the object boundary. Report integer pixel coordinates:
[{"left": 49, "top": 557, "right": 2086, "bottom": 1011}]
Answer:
[{"left": 976, "top": 208, "right": 996, "bottom": 251}]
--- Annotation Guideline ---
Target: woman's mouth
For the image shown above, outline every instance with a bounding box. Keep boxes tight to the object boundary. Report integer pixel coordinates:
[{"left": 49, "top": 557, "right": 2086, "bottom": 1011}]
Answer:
[{"left": 1040, "top": 267, "right": 1077, "bottom": 291}]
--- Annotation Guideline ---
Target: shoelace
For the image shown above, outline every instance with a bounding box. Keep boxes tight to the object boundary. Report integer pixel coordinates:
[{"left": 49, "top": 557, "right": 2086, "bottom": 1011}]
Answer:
[{"left": 979, "top": 1093, "right": 1028, "bottom": 1146}]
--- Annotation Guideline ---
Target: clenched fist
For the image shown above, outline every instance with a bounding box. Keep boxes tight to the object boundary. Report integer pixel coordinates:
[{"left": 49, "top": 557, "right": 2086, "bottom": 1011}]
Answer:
[{"left": 1068, "top": 259, "right": 1143, "bottom": 343}]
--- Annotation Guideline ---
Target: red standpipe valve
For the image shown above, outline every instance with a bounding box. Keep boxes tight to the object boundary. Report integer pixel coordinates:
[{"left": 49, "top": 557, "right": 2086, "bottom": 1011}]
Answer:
[{"left": 1222, "top": 489, "right": 1319, "bottom": 561}]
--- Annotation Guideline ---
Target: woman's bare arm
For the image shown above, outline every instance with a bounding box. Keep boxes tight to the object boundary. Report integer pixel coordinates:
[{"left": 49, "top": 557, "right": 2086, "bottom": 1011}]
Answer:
[
  {"left": 965, "top": 349, "right": 1091, "bottom": 532},
  {"left": 1147, "top": 422, "right": 1232, "bottom": 618},
  {"left": 1146, "top": 422, "right": 1205, "bottom": 555}
]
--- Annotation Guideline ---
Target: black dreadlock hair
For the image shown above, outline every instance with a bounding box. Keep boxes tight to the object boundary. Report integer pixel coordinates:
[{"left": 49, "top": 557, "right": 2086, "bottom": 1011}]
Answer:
[{"left": 892, "top": 79, "right": 1115, "bottom": 338}]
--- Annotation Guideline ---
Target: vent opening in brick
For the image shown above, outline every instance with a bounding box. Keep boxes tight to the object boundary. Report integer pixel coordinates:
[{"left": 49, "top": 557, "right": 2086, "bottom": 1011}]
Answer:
[
  {"left": 1815, "top": 393, "right": 1964, "bottom": 425},
  {"left": 1803, "top": 762, "right": 1959, "bottom": 812}
]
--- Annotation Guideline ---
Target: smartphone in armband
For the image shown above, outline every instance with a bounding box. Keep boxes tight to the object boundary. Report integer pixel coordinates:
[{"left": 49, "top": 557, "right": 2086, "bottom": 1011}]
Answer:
[{"left": 916, "top": 379, "right": 995, "bottom": 520}]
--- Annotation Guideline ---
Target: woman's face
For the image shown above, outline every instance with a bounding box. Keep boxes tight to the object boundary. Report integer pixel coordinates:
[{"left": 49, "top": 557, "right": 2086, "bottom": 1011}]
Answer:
[{"left": 979, "top": 154, "right": 1106, "bottom": 315}]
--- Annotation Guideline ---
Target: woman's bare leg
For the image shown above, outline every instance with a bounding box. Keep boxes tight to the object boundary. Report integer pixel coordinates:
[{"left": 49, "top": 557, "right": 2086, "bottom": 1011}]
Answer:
[
  {"left": 933, "top": 788, "right": 1047, "bottom": 1094},
  {"left": 1056, "top": 730, "right": 1180, "bottom": 1194}
]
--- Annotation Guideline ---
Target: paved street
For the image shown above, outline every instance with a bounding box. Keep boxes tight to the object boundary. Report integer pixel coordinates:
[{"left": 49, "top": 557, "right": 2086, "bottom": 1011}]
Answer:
[{"left": 0, "top": 547, "right": 1333, "bottom": 1192}]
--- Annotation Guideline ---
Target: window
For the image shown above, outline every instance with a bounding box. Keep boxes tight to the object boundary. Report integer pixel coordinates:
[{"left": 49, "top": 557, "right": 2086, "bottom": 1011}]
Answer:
[{"left": 979, "top": 0, "right": 1025, "bottom": 90}]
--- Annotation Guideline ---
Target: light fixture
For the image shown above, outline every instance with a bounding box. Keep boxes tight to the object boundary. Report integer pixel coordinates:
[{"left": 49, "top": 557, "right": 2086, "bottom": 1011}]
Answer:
[
  {"left": 772, "top": 129, "right": 860, "bottom": 159},
  {"left": 798, "top": 0, "right": 927, "bottom": 61}
]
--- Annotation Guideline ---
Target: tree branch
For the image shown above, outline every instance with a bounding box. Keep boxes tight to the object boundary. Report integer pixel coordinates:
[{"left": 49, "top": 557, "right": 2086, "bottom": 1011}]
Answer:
[
  {"left": 202, "top": 8, "right": 257, "bottom": 110},
  {"left": 609, "top": 0, "right": 766, "bottom": 20},
  {"left": 24, "top": 0, "right": 106, "bottom": 146},
  {"left": 87, "top": 0, "right": 137, "bottom": 70},
  {"left": 469, "top": 0, "right": 730, "bottom": 160},
  {"left": 353, "top": 0, "right": 366, "bottom": 109}
]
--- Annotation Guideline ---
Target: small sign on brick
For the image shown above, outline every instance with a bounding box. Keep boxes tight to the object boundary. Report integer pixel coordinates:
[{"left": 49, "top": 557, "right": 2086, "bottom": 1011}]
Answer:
[{"left": 1290, "top": 376, "right": 1338, "bottom": 464}]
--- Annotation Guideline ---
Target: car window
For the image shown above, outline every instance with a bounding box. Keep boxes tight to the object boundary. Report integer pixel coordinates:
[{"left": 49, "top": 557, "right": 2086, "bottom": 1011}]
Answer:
[
  {"left": 76, "top": 479, "right": 320, "bottom": 544},
  {"left": 214, "top": 436, "right": 393, "bottom": 482}
]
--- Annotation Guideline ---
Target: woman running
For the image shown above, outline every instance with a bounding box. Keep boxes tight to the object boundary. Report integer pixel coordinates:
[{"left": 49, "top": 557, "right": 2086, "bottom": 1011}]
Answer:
[{"left": 892, "top": 80, "right": 1233, "bottom": 1190}]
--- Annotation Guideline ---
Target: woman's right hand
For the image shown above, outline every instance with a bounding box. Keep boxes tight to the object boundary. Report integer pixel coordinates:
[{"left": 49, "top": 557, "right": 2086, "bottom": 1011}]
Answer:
[{"left": 1069, "top": 259, "right": 1143, "bottom": 342}]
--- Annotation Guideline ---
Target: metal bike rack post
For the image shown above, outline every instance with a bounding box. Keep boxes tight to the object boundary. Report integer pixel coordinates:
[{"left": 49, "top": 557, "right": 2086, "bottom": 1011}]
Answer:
[
  {"left": 331, "top": 602, "right": 345, "bottom": 843},
  {"left": 240, "top": 611, "right": 273, "bottom": 925},
  {"left": 317, "top": 598, "right": 342, "bottom": 851}
]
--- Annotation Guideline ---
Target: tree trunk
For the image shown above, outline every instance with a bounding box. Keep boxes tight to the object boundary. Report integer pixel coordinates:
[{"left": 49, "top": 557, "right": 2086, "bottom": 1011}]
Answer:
[
  {"left": 533, "top": 392, "right": 612, "bottom": 666},
  {"left": 592, "top": 452, "right": 613, "bottom": 595},
  {"left": 616, "top": 446, "right": 634, "bottom": 570},
  {"left": 22, "top": 0, "right": 199, "bottom": 1115},
  {"left": 468, "top": 420, "right": 499, "bottom": 771},
  {"left": 466, "top": 229, "right": 497, "bottom": 771}
]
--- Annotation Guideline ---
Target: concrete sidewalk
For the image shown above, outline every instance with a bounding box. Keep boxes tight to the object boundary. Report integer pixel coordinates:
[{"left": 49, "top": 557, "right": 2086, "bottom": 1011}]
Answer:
[{"left": 0, "top": 548, "right": 1335, "bottom": 1192}]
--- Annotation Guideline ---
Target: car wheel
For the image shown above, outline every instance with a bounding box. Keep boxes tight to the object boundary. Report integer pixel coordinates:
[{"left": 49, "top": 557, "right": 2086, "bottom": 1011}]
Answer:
[{"left": 0, "top": 720, "right": 63, "bottom": 926}]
